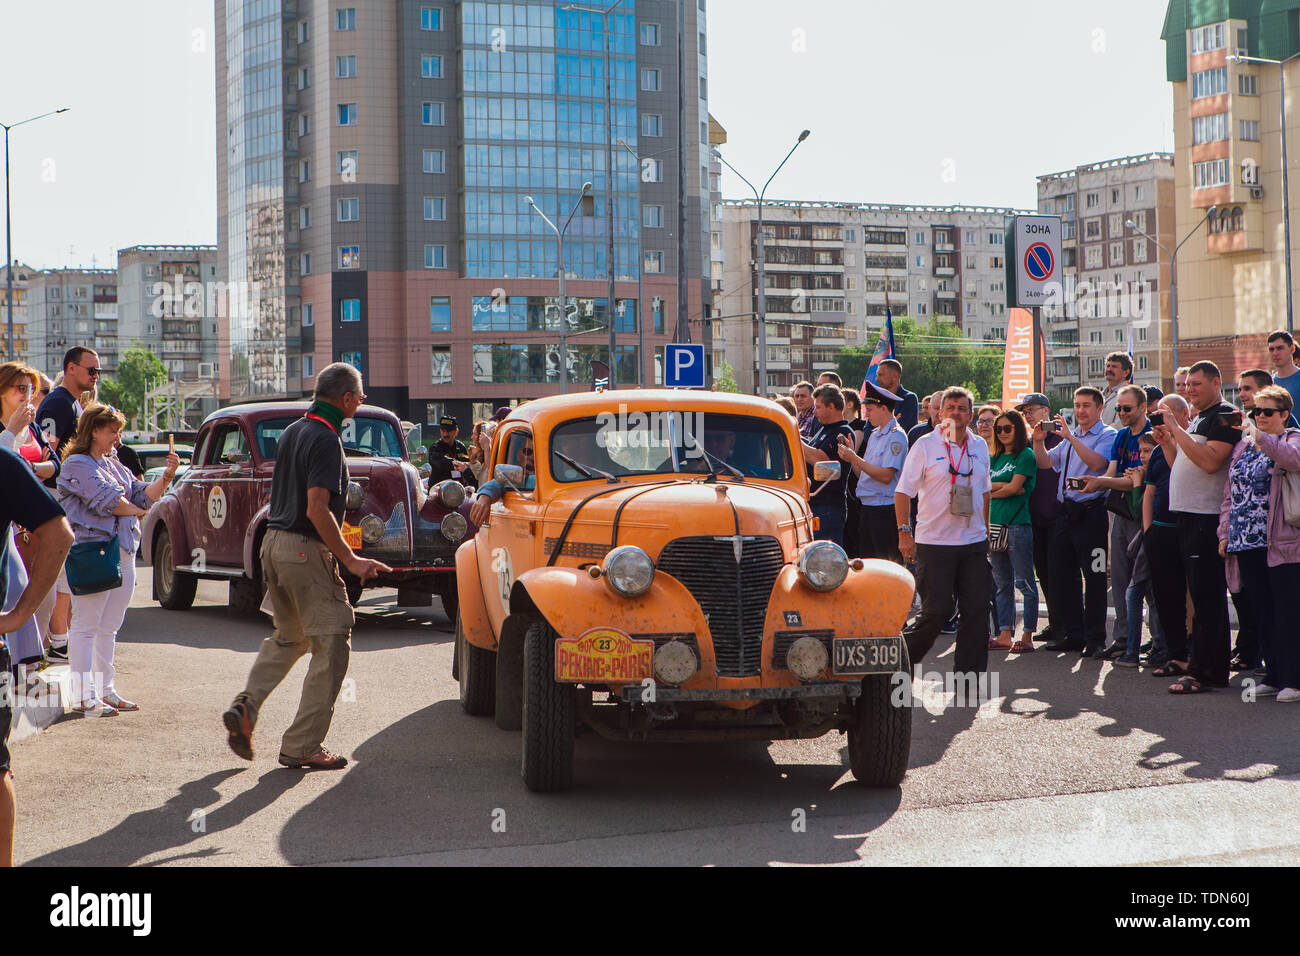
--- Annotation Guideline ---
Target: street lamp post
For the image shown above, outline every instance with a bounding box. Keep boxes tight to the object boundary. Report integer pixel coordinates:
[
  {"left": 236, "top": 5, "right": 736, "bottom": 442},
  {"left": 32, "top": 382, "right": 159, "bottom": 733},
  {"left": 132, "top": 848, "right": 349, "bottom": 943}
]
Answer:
[
  {"left": 563, "top": 1, "right": 622, "bottom": 387},
  {"left": 617, "top": 138, "right": 648, "bottom": 385},
  {"left": 1228, "top": 52, "right": 1300, "bottom": 333},
  {"left": 3, "top": 107, "right": 69, "bottom": 360},
  {"left": 712, "top": 130, "right": 810, "bottom": 395},
  {"left": 527, "top": 183, "right": 593, "bottom": 394},
  {"left": 1126, "top": 204, "right": 1217, "bottom": 375}
]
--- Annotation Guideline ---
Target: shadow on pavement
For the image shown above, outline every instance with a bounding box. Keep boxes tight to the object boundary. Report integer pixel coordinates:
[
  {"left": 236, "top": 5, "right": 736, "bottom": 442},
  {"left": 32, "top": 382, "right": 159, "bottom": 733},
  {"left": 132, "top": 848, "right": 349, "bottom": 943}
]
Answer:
[
  {"left": 278, "top": 700, "right": 905, "bottom": 866},
  {"left": 22, "top": 768, "right": 306, "bottom": 867}
]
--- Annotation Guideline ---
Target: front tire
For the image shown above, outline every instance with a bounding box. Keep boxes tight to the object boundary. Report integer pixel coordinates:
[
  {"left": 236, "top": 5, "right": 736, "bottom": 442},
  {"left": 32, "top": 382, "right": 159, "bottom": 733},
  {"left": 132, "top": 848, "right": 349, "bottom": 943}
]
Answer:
[
  {"left": 457, "top": 611, "right": 496, "bottom": 716},
  {"left": 847, "top": 639, "right": 913, "bottom": 787},
  {"left": 153, "top": 527, "right": 196, "bottom": 610},
  {"left": 521, "top": 619, "right": 575, "bottom": 792}
]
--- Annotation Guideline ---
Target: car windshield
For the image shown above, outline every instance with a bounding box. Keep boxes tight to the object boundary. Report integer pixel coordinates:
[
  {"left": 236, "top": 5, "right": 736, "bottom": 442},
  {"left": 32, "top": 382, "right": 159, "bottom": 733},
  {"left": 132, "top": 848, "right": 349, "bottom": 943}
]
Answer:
[
  {"left": 549, "top": 412, "right": 794, "bottom": 482},
  {"left": 255, "top": 415, "right": 405, "bottom": 460}
]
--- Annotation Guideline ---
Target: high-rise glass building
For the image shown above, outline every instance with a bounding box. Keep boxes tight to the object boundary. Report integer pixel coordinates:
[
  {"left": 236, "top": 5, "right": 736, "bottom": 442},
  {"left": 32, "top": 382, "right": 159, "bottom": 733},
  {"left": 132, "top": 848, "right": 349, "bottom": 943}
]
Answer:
[{"left": 216, "top": 0, "right": 712, "bottom": 424}]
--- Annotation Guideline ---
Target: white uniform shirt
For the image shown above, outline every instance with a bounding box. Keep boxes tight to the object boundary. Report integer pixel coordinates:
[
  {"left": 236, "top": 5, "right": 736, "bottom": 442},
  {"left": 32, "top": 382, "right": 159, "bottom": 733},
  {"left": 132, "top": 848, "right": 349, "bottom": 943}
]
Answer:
[{"left": 895, "top": 428, "right": 993, "bottom": 547}]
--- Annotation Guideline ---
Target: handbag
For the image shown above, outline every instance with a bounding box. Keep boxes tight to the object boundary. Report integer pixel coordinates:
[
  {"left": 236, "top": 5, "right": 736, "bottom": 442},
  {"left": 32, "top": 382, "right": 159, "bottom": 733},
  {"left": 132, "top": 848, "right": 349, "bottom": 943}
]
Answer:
[
  {"left": 988, "top": 523, "right": 1010, "bottom": 552},
  {"left": 1105, "top": 487, "right": 1138, "bottom": 522},
  {"left": 65, "top": 534, "right": 123, "bottom": 596},
  {"left": 1281, "top": 468, "right": 1300, "bottom": 529}
]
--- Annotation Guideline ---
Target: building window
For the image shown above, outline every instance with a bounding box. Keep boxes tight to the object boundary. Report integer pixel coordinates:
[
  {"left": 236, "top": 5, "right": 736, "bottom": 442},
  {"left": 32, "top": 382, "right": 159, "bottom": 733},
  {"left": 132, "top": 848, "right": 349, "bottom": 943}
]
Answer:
[
  {"left": 1111, "top": 188, "right": 1120, "bottom": 203},
  {"left": 642, "top": 114, "right": 661, "bottom": 137},
  {"left": 420, "top": 7, "right": 441, "bottom": 30},
  {"left": 430, "top": 296, "right": 451, "bottom": 332},
  {"left": 1089, "top": 357, "right": 1104, "bottom": 376},
  {"left": 1190, "top": 22, "right": 1226, "bottom": 54},
  {"left": 425, "top": 244, "right": 446, "bottom": 269},
  {"left": 336, "top": 8, "right": 356, "bottom": 30},
  {"left": 339, "top": 247, "right": 361, "bottom": 269},
  {"left": 299, "top": 113, "right": 310, "bottom": 137},
  {"left": 423, "top": 148, "right": 445, "bottom": 173},
  {"left": 1085, "top": 246, "right": 1103, "bottom": 269},
  {"left": 1109, "top": 213, "right": 1123, "bottom": 236},
  {"left": 641, "top": 69, "right": 661, "bottom": 91},
  {"left": 1110, "top": 241, "right": 1125, "bottom": 266},
  {"left": 422, "top": 102, "right": 444, "bottom": 125},
  {"left": 431, "top": 346, "right": 451, "bottom": 385},
  {"left": 1239, "top": 73, "right": 1258, "bottom": 96},
  {"left": 304, "top": 354, "right": 315, "bottom": 377},
  {"left": 301, "top": 252, "right": 312, "bottom": 275},
  {"left": 1193, "top": 158, "right": 1230, "bottom": 189},
  {"left": 1241, "top": 119, "right": 1260, "bottom": 141},
  {"left": 1085, "top": 192, "right": 1099, "bottom": 208},
  {"left": 341, "top": 351, "right": 363, "bottom": 373},
  {"left": 297, "top": 20, "right": 308, "bottom": 43},
  {"left": 424, "top": 196, "right": 446, "bottom": 221},
  {"left": 1137, "top": 326, "right": 1148, "bottom": 342},
  {"left": 341, "top": 299, "right": 361, "bottom": 323},
  {"left": 1134, "top": 185, "right": 1144, "bottom": 201},
  {"left": 298, "top": 67, "right": 309, "bottom": 90},
  {"left": 337, "top": 198, "right": 359, "bottom": 222},
  {"left": 1133, "top": 237, "right": 1147, "bottom": 262},
  {"left": 1085, "top": 218, "right": 1101, "bottom": 239},
  {"left": 338, "top": 103, "right": 357, "bottom": 125},
  {"left": 336, "top": 56, "right": 356, "bottom": 79},
  {"left": 1192, "top": 112, "right": 1228, "bottom": 144},
  {"left": 643, "top": 204, "right": 663, "bottom": 228},
  {"left": 300, "top": 206, "right": 311, "bottom": 229},
  {"left": 299, "top": 160, "right": 310, "bottom": 182},
  {"left": 337, "top": 150, "right": 358, "bottom": 177},
  {"left": 644, "top": 251, "right": 664, "bottom": 274},
  {"left": 1191, "top": 66, "right": 1228, "bottom": 99},
  {"left": 421, "top": 55, "right": 442, "bottom": 79},
  {"left": 302, "top": 303, "right": 314, "bottom": 326},
  {"left": 640, "top": 22, "right": 660, "bottom": 45},
  {"left": 915, "top": 231, "right": 925, "bottom": 244},
  {"left": 989, "top": 256, "right": 1003, "bottom": 269}
]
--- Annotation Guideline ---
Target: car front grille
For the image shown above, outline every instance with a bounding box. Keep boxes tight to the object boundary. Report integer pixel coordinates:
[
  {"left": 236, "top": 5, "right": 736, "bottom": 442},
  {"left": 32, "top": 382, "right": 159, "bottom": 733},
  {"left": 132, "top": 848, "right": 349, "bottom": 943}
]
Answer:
[{"left": 655, "top": 536, "right": 784, "bottom": 678}]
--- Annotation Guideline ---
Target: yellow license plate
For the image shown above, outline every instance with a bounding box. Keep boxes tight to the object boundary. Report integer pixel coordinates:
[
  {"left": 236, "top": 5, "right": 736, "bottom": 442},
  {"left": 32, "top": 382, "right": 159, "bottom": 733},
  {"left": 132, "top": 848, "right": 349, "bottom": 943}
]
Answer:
[
  {"left": 555, "top": 627, "right": 654, "bottom": 683},
  {"left": 341, "top": 523, "right": 363, "bottom": 549}
]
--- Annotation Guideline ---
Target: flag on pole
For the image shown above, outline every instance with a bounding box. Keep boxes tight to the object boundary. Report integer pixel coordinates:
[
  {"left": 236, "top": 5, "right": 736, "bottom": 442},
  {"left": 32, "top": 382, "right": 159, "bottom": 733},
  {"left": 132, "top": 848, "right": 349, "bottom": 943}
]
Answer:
[{"left": 863, "top": 284, "right": 897, "bottom": 390}]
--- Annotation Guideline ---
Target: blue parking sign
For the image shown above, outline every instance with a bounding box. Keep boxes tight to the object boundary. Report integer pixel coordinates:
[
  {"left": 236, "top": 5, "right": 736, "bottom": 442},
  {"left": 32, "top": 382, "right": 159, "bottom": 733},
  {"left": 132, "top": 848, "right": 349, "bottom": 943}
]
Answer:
[{"left": 664, "top": 343, "right": 705, "bottom": 388}]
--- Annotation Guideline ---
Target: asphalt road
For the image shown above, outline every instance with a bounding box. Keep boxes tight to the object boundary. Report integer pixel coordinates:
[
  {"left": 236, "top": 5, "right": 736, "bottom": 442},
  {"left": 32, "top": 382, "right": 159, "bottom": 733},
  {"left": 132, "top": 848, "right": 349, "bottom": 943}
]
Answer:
[{"left": 13, "top": 569, "right": 1300, "bottom": 867}]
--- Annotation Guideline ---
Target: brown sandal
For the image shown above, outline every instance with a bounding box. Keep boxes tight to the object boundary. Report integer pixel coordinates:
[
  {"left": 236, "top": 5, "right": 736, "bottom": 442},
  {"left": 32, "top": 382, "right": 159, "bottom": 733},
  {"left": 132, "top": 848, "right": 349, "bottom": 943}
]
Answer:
[{"left": 1009, "top": 640, "right": 1034, "bottom": 653}]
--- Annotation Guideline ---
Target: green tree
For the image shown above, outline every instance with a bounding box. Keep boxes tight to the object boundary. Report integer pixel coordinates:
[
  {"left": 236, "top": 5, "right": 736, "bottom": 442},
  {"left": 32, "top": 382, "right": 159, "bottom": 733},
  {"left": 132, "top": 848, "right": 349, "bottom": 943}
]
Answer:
[
  {"left": 712, "top": 360, "right": 740, "bottom": 393},
  {"left": 99, "top": 344, "right": 169, "bottom": 426},
  {"left": 836, "top": 316, "right": 1003, "bottom": 404}
]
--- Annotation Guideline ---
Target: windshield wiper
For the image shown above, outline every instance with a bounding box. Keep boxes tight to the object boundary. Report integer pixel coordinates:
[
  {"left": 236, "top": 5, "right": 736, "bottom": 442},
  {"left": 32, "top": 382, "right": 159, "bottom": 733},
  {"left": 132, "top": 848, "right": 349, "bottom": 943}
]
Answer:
[
  {"left": 683, "top": 432, "right": 744, "bottom": 482},
  {"left": 554, "top": 450, "right": 619, "bottom": 483}
]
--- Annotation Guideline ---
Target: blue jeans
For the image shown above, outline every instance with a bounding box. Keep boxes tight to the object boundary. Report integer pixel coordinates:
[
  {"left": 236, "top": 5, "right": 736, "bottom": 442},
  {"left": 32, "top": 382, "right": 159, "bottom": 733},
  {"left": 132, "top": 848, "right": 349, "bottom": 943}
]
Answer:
[
  {"left": 991, "top": 524, "right": 1038, "bottom": 634},
  {"left": 812, "top": 503, "right": 846, "bottom": 546}
]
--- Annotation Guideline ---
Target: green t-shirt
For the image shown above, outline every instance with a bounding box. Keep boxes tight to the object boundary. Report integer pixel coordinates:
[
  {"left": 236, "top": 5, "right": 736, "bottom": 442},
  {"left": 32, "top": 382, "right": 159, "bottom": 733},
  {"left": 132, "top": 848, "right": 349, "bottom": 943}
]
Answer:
[{"left": 990, "top": 447, "right": 1037, "bottom": 526}]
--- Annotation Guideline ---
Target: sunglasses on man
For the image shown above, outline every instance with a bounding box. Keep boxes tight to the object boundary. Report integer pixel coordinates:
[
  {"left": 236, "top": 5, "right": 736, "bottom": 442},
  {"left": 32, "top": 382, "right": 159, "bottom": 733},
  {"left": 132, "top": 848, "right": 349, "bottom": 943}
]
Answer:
[{"left": 80, "top": 363, "right": 103, "bottom": 377}]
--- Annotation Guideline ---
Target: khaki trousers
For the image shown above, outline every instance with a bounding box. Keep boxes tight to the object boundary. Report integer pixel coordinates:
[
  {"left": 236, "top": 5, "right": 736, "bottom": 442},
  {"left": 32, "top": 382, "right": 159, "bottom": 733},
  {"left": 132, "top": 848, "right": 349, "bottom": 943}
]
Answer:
[{"left": 237, "top": 528, "right": 355, "bottom": 760}]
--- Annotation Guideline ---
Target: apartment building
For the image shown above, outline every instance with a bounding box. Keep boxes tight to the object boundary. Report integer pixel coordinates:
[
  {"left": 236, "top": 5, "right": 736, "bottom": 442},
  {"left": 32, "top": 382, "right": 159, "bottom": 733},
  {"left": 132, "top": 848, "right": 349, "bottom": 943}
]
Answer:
[
  {"left": 1162, "top": 1, "right": 1300, "bottom": 378},
  {"left": 23, "top": 269, "right": 119, "bottom": 378},
  {"left": 1036, "top": 153, "right": 1175, "bottom": 402},
  {"left": 1, "top": 262, "right": 34, "bottom": 364},
  {"left": 215, "top": 0, "right": 712, "bottom": 425},
  {"left": 717, "top": 200, "right": 1030, "bottom": 394}
]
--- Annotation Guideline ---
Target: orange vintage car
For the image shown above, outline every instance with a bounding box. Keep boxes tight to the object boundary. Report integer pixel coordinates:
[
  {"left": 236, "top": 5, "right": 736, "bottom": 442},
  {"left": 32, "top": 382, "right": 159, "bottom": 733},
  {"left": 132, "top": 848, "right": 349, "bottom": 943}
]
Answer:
[{"left": 453, "top": 389, "right": 915, "bottom": 792}]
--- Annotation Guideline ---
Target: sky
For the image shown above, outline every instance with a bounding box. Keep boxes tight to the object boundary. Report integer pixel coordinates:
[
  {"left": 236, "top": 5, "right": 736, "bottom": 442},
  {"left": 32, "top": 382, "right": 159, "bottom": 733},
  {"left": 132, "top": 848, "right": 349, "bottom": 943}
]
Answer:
[{"left": 0, "top": 0, "right": 1174, "bottom": 270}]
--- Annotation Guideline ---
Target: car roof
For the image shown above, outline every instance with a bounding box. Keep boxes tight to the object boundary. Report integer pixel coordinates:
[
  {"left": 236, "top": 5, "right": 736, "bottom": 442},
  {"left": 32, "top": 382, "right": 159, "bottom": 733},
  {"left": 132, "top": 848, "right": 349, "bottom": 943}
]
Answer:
[
  {"left": 200, "top": 401, "right": 399, "bottom": 427},
  {"left": 128, "top": 443, "right": 194, "bottom": 452},
  {"left": 498, "top": 389, "right": 797, "bottom": 435}
]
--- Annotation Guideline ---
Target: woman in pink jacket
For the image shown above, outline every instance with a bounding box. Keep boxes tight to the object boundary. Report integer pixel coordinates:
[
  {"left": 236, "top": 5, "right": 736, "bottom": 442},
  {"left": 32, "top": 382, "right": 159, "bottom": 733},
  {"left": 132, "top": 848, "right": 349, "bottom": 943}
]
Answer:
[{"left": 1218, "top": 385, "right": 1300, "bottom": 701}]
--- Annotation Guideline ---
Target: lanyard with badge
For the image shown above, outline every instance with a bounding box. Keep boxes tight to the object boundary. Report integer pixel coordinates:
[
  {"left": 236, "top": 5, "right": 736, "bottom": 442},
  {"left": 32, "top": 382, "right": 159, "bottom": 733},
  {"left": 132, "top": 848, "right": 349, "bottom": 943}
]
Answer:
[{"left": 945, "top": 436, "right": 975, "bottom": 517}]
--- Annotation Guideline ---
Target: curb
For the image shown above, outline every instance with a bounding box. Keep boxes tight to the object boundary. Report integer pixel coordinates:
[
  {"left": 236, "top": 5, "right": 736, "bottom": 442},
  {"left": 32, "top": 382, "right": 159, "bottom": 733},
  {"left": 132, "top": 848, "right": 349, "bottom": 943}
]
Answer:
[{"left": 8, "top": 663, "right": 72, "bottom": 747}]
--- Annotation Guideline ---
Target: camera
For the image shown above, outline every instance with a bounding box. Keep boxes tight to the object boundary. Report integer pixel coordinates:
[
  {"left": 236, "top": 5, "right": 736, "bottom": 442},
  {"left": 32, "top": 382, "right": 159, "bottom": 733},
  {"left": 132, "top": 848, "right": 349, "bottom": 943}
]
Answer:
[
  {"left": 1220, "top": 410, "right": 1244, "bottom": 428},
  {"left": 1066, "top": 476, "right": 1087, "bottom": 491},
  {"left": 1148, "top": 412, "right": 1165, "bottom": 427}
]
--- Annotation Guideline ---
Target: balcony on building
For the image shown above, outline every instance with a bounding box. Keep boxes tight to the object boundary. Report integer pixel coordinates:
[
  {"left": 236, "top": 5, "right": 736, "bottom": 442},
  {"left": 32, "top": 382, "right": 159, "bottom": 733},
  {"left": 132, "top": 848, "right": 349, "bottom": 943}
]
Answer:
[{"left": 935, "top": 266, "right": 955, "bottom": 277}]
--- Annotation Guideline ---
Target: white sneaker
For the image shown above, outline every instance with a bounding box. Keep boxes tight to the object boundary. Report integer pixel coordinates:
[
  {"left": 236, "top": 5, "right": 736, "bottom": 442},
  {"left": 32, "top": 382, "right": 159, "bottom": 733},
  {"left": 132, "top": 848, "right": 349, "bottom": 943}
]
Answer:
[
  {"left": 1254, "top": 684, "right": 1280, "bottom": 697},
  {"left": 1277, "top": 688, "right": 1300, "bottom": 703}
]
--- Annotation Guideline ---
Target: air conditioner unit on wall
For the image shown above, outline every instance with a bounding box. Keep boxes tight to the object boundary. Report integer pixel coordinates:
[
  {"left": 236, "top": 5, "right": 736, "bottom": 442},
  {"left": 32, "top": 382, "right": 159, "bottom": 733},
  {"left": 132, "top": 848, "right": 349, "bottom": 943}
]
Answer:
[
  {"left": 198, "top": 362, "right": 215, "bottom": 378},
  {"left": 1250, "top": 186, "right": 1264, "bottom": 200}
]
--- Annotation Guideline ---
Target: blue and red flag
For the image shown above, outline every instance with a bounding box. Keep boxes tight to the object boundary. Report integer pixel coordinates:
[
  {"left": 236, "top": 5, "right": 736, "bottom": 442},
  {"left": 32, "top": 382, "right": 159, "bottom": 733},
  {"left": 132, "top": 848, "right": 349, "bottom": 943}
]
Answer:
[{"left": 863, "top": 308, "right": 896, "bottom": 390}]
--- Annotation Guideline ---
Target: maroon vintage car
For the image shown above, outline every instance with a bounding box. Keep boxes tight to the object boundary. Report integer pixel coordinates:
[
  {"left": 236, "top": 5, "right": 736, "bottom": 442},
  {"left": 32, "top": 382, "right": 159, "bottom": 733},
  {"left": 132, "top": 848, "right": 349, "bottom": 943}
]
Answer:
[{"left": 140, "top": 401, "right": 476, "bottom": 619}]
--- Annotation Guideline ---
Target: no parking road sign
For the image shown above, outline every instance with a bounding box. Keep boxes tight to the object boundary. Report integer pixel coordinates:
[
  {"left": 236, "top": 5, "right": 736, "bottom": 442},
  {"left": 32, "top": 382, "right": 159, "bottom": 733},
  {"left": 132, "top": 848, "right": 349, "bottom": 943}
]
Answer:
[
  {"left": 665, "top": 343, "right": 705, "bottom": 388},
  {"left": 1006, "top": 215, "right": 1063, "bottom": 308}
]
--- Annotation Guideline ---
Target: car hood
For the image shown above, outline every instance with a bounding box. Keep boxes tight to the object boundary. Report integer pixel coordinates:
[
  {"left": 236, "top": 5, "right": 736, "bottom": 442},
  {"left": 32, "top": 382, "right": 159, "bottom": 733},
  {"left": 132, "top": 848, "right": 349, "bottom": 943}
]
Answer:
[{"left": 541, "top": 479, "right": 811, "bottom": 560}]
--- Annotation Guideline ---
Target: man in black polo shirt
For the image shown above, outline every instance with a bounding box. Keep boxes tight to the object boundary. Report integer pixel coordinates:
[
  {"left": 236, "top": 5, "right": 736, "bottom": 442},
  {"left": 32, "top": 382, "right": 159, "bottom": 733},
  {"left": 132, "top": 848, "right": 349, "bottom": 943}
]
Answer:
[
  {"left": 36, "top": 347, "right": 100, "bottom": 479},
  {"left": 799, "top": 383, "right": 856, "bottom": 546},
  {"left": 0, "top": 446, "right": 73, "bottom": 867},
  {"left": 223, "top": 363, "right": 392, "bottom": 770}
]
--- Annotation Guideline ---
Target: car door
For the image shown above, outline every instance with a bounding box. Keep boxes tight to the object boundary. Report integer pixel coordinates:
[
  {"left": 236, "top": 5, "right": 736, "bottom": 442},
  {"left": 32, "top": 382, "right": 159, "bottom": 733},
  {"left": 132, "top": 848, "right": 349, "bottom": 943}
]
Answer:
[
  {"left": 178, "top": 425, "right": 221, "bottom": 568},
  {"left": 190, "top": 421, "right": 254, "bottom": 567},
  {"left": 478, "top": 426, "right": 542, "bottom": 634}
]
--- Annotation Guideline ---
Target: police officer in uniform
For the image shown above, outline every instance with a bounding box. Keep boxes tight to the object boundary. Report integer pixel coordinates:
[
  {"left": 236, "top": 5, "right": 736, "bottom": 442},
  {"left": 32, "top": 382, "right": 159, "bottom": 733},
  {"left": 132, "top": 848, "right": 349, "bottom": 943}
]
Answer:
[
  {"left": 838, "top": 380, "right": 907, "bottom": 563},
  {"left": 427, "top": 415, "right": 472, "bottom": 489}
]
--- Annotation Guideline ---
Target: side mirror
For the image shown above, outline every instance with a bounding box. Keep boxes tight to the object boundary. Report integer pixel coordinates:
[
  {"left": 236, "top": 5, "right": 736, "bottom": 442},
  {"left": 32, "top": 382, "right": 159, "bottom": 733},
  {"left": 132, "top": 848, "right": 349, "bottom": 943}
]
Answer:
[
  {"left": 813, "top": 460, "right": 840, "bottom": 482},
  {"left": 494, "top": 464, "right": 525, "bottom": 489},
  {"left": 410, "top": 446, "right": 428, "bottom": 466}
]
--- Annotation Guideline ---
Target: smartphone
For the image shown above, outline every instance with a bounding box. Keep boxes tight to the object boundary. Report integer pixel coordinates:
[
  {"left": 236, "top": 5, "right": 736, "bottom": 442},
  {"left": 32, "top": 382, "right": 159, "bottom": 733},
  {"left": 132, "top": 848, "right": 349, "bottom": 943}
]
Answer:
[
  {"left": 1045, "top": 421, "right": 1062, "bottom": 432},
  {"left": 1066, "top": 476, "right": 1087, "bottom": 491},
  {"left": 1148, "top": 412, "right": 1165, "bottom": 427},
  {"left": 1220, "top": 410, "right": 1244, "bottom": 428}
]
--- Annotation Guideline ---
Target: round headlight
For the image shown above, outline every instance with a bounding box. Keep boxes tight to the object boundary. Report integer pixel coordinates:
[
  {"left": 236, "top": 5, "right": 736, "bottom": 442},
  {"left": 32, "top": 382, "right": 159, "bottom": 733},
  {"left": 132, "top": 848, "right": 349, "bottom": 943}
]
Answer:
[
  {"left": 441, "top": 512, "right": 468, "bottom": 542},
  {"left": 346, "top": 481, "right": 364, "bottom": 510},
  {"left": 654, "top": 640, "right": 699, "bottom": 686},
  {"left": 360, "top": 514, "right": 385, "bottom": 544},
  {"left": 786, "top": 636, "right": 830, "bottom": 682},
  {"left": 603, "top": 545, "right": 655, "bottom": 598},
  {"left": 797, "top": 541, "right": 849, "bottom": 592},
  {"left": 435, "top": 479, "right": 466, "bottom": 509}
]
